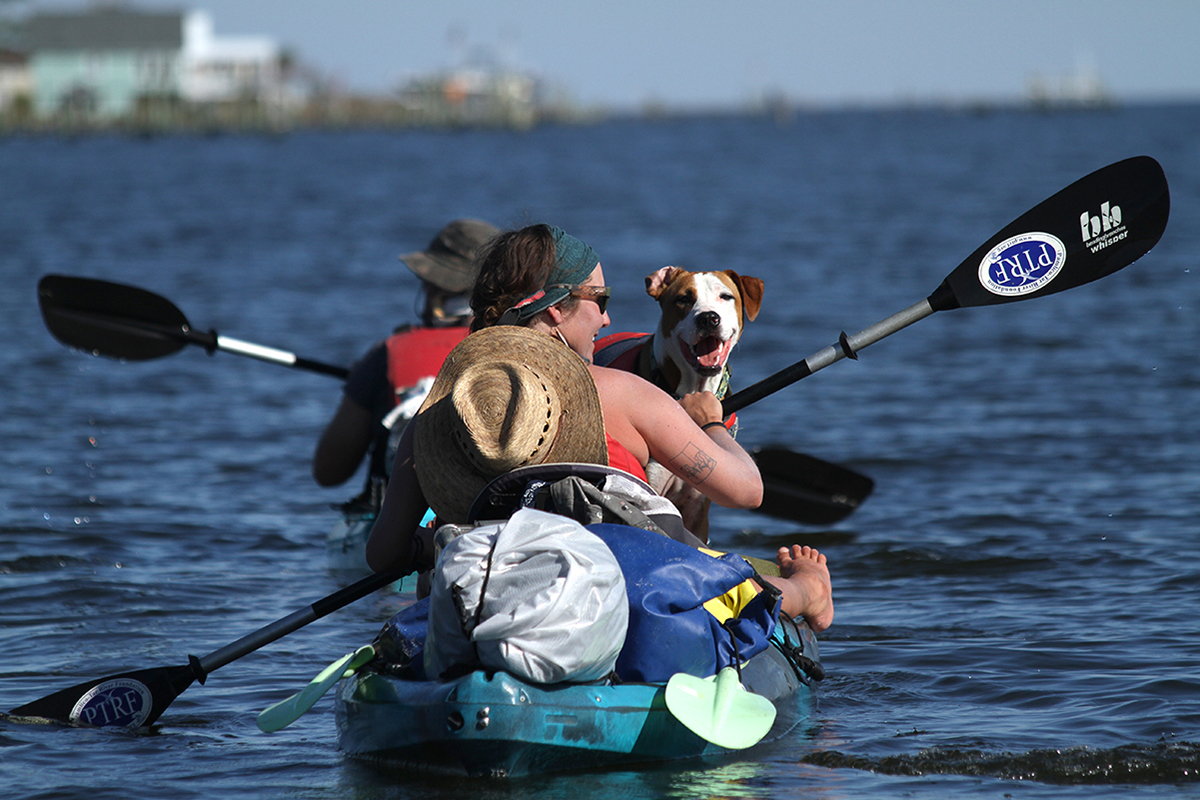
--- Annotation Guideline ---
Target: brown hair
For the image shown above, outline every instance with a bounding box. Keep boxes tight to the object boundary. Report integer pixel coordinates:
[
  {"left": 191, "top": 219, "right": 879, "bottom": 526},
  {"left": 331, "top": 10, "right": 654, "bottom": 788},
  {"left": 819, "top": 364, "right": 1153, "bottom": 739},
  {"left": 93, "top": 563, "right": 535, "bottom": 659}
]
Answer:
[{"left": 470, "top": 224, "right": 579, "bottom": 331}]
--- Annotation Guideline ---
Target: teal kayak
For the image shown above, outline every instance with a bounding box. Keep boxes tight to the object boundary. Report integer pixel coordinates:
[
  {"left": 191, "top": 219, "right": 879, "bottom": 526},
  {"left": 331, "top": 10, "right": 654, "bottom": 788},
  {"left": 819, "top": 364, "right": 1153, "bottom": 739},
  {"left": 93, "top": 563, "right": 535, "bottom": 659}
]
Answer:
[{"left": 334, "top": 614, "right": 821, "bottom": 777}]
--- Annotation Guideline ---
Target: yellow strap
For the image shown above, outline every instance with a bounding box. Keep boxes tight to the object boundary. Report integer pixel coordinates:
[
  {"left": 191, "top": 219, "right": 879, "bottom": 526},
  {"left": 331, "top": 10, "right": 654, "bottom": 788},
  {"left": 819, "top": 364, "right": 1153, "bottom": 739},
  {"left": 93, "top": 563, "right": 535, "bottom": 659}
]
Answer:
[{"left": 698, "top": 548, "right": 778, "bottom": 622}]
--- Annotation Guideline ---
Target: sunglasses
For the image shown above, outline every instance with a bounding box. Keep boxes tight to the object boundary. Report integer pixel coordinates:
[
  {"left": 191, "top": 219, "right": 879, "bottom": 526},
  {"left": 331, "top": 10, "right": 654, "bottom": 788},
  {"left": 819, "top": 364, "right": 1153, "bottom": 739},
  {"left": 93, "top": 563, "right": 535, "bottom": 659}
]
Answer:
[{"left": 548, "top": 284, "right": 611, "bottom": 314}]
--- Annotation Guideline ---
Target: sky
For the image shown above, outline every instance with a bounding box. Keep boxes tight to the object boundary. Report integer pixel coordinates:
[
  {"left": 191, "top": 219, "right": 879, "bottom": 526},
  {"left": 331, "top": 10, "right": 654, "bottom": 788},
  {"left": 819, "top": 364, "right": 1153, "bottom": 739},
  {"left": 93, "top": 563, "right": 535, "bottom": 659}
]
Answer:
[{"left": 13, "top": 0, "right": 1200, "bottom": 110}]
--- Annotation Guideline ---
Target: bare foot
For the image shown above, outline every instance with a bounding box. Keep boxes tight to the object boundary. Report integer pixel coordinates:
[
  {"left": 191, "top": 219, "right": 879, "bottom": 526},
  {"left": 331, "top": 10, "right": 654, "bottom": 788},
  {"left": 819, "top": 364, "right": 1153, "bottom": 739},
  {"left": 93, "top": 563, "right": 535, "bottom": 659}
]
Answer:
[{"left": 774, "top": 545, "right": 834, "bottom": 633}]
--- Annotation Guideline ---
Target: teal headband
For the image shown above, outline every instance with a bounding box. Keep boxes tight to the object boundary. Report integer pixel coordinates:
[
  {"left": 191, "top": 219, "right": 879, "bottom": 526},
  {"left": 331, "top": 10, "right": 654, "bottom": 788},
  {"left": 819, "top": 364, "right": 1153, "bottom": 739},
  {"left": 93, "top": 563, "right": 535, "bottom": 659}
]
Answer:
[{"left": 502, "top": 226, "right": 600, "bottom": 324}]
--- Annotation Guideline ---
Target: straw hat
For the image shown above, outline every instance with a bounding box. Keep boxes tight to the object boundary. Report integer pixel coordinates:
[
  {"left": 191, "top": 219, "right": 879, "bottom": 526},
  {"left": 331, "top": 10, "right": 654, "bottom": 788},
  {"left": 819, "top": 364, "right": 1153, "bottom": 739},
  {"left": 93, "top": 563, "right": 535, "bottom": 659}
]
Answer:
[{"left": 413, "top": 326, "right": 609, "bottom": 523}]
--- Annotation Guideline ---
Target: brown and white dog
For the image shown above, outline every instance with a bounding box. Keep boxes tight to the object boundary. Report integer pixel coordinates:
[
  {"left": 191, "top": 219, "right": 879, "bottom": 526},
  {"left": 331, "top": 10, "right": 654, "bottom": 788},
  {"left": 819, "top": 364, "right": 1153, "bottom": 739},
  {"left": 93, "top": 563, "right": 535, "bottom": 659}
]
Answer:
[
  {"left": 643, "top": 266, "right": 763, "bottom": 398},
  {"left": 595, "top": 266, "right": 763, "bottom": 540}
]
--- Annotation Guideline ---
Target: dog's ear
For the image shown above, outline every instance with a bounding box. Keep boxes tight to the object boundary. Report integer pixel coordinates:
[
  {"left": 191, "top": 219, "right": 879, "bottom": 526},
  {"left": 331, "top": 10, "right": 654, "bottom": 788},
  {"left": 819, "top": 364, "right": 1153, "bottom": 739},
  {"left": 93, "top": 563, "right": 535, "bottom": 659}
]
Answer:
[
  {"left": 645, "top": 266, "right": 683, "bottom": 299},
  {"left": 724, "top": 271, "right": 764, "bottom": 321}
]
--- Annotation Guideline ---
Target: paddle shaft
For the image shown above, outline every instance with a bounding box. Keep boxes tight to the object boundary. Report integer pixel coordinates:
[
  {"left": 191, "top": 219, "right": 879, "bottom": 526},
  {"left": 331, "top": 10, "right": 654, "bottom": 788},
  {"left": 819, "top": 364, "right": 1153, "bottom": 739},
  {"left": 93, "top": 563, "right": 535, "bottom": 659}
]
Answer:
[
  {"left": 724, "top": 299, "right": 933, "bottom": 415},
  {"left": 123, "top": 318, "right": 349, "bottom": 379},
  {"left": 195, "top": 568, "right": 401, "bottom": 676},
  {"left": 7, "top": 567, "right": 405, "bottom": 726},
  {"left": 209, "top": 334, "right": 349, "bottom": 379}
]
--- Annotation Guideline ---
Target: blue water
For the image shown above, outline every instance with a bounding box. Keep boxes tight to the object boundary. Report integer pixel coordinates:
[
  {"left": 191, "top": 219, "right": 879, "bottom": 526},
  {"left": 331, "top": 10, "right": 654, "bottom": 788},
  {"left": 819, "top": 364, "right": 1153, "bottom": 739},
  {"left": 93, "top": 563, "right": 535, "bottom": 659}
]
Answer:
[{"left": 2, "top": 104, "right": 1200, "bottom": 798}]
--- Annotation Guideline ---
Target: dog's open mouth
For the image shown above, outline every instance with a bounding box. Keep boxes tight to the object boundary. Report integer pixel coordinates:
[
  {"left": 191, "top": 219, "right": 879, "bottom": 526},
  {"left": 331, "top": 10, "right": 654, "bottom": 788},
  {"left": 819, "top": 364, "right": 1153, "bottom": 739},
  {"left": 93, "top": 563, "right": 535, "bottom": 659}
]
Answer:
[{"left": 680, "top": 335, "right": 734, "bottom": 376}]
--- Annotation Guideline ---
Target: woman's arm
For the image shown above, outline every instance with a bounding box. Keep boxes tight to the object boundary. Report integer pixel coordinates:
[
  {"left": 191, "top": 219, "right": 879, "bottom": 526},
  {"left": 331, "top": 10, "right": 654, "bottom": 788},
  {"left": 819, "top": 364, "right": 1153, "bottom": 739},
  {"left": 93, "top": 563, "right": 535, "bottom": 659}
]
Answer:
[
  {"left": 364, "top": 422, "right": 430, "bottom": 573},
  {"left": 675, "top": 390, "right": 762, "bottom": 505},
  {"left": 312, "top": 394, "right": 373, "bottom": 486},
  {"left": 592, "top": 366, "right": 762, "bottom": 509}
]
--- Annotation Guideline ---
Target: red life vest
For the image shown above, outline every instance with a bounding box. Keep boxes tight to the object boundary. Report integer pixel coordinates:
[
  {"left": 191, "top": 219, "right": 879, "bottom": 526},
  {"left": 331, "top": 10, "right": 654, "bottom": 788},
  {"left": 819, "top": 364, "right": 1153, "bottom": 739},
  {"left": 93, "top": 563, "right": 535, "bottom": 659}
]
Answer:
[
  {"left": 594, "top": 331, "right": 651, "bottom": 371},
  {"left": 385, "top": 326, "right": 470, "bottom": 402}
]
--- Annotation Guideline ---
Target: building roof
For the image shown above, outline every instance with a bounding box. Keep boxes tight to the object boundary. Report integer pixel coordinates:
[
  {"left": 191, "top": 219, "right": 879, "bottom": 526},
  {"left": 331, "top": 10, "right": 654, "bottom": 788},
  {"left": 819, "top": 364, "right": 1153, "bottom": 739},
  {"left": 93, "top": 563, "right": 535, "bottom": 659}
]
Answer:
[{"left": 26, "top": 8, "right": 184, "bottom": 51}]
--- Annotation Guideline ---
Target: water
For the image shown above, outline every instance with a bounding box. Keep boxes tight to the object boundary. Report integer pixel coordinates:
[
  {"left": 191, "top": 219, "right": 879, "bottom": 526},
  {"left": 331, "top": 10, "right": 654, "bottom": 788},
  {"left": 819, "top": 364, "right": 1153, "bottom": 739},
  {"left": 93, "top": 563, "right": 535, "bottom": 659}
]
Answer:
[{"left": 2, "top": 104, "right": 1200, "bottom": 798}]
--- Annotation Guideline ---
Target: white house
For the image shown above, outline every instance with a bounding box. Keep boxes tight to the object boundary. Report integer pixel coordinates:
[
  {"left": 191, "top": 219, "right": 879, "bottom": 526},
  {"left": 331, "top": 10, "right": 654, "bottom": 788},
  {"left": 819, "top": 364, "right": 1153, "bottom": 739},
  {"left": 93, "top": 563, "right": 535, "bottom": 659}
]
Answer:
[{"left": 180, "top": 11, "right": 287, "bottom": 106}]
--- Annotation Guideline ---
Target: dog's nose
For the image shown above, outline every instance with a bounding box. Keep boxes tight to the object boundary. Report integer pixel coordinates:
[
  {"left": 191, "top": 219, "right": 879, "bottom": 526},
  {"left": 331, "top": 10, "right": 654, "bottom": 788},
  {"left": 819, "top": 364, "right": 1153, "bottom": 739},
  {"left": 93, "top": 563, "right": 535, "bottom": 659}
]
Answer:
[{"left": 696, "top": 311, "right": 721, "bottom": 331}]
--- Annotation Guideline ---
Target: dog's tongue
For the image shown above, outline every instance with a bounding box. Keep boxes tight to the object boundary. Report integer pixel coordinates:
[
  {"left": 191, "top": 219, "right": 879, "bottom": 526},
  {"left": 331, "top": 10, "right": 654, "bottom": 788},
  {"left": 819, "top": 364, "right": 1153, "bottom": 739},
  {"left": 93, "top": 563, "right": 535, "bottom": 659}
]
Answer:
[{"left": 690, "top": 335, "right": 730, "bottom": 369}]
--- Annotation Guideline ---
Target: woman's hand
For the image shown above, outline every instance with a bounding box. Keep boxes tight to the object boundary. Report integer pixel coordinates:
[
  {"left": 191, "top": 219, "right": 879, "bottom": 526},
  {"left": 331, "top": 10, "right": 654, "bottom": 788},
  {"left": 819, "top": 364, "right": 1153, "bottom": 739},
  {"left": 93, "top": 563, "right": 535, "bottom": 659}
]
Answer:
[{"left": 678, "top": 391, "right": 723, "bottom": 428}]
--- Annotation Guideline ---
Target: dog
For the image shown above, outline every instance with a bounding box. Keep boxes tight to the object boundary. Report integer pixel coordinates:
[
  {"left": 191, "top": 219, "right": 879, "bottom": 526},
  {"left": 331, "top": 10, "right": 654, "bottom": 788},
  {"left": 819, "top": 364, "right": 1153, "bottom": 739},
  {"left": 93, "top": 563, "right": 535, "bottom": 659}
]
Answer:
[{"left": 594, "top": 266, "right": 763, "bottom": 541}]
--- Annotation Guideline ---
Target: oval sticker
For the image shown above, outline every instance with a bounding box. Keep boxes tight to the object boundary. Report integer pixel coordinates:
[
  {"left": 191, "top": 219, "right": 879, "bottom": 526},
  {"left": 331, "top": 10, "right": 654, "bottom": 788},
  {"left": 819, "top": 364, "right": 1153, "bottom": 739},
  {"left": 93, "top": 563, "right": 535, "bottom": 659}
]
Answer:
[
  {"left": 978, "top": 232, "right": 1066, "bottom": 296},
  {"left": 69, "top": 678, "right": 154, "bottom": 727}
]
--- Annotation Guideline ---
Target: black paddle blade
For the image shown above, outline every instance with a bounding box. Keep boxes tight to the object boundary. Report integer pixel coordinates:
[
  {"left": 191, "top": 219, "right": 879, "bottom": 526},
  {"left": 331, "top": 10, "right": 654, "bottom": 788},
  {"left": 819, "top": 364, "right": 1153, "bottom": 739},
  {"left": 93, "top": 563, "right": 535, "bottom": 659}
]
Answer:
[
  {"left": 751, "top": 447, "right": 874, "bottom": 525},
  {"left": 9, "top": 662, "right": 198, "bottom": 728},
  {"left": 930, "top": 155, "right": 1170, "bottom": 311},
  {"left": 38, "top": 274, "right": 203, "bottom": 361}
]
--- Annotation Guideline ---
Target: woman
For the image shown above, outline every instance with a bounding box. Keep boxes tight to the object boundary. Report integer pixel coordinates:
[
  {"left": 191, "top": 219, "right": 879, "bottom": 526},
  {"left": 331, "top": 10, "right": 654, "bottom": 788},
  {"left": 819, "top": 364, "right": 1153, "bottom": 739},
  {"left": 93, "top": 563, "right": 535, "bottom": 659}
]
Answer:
[
  {"left": 366, "top": 224, "right": 832, "bottom": 632},
  {"left": 472, "top": 224, "right": 762, "bottom": 505}
]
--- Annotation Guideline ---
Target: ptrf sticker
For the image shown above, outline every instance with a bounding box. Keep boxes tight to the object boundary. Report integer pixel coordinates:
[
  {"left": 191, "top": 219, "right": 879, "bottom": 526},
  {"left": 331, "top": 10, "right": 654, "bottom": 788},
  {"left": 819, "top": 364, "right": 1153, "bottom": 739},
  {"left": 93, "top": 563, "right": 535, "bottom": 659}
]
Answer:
[
  {"left": 69, "top": 678, "right": 154, "bottom": 727},
  {"left": 978, "top": 232, "right": 1066, "bottom": 296}
]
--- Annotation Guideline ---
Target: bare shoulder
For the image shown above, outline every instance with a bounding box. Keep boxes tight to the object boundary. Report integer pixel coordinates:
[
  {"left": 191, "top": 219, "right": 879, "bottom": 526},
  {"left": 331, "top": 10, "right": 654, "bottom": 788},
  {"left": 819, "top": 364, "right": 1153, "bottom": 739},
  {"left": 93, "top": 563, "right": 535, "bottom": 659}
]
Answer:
[
  {"left": 589, "top": 364, "right": 685, "bottom": 427},
  {"left": 590, "top": 363, "right": 665, "bottom": 401}
]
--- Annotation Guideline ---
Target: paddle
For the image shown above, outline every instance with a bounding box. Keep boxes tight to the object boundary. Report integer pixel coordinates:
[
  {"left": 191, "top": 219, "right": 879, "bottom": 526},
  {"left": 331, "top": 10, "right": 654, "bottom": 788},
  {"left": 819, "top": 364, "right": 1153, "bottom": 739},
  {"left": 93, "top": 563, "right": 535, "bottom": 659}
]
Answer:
[
  {"left": 37, "top": 273, "right": 872, "bottom": 526},
  {"left": 673, "top": 156, "right": 1167, "bottom": 747},
  {"left": 665, "top": 666, "right": 777, "bottom": 749},
  {"left": 752, "top": 446, "right": 873, "bottom": 526},
  {"left": 722, "top": 155, "right": 1170, "bottom": 414},
  {"left": 37, "top": 274, "right": 349, "bottom": 379},
  {"left": 257, "top": 644, "right": 376, "bottom": 733},
  {"left": 7, "top": 568, "right": 402, "bottom": 728}
]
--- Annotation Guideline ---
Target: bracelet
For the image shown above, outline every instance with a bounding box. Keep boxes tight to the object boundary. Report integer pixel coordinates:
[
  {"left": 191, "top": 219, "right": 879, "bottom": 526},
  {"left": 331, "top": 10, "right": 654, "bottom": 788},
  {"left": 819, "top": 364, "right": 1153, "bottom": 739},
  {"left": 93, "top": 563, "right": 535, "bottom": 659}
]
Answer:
[{"left": 701, "top": 421, "right": 727, "bottom": 432}]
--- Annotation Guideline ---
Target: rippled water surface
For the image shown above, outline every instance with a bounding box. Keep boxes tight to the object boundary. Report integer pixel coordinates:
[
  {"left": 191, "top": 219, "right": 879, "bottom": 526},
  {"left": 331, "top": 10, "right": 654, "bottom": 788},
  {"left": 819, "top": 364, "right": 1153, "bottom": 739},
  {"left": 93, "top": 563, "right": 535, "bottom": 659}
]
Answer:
[{"left": 3, "top": 104, "right": 1200, "bottom": 798}]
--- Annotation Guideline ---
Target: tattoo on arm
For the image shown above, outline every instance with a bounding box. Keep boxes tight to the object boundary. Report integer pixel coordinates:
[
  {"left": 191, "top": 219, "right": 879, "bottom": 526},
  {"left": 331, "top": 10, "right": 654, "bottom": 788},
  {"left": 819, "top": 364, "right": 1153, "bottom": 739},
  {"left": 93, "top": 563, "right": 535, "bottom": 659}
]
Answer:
[{"left": 669, "top": 442, "right": 716, "bottom": 485}]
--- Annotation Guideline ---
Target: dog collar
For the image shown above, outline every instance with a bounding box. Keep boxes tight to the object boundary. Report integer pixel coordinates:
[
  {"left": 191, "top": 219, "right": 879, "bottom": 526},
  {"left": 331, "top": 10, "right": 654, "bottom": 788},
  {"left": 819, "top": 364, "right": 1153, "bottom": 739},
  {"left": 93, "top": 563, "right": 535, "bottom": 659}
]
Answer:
[{"left": 713, "top": 365, "right": 731, "bottom": 401}]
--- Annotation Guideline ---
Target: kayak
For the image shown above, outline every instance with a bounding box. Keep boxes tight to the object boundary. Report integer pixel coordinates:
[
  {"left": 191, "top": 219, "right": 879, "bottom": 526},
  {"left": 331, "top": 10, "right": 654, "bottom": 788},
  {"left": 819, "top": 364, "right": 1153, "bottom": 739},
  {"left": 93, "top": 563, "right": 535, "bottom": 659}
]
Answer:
[
  {"left": 322, "top": 468, "right": 825, "bottom": 777},
  {"left": 333, "top": 613, "right": 822, "bottom": 778}
]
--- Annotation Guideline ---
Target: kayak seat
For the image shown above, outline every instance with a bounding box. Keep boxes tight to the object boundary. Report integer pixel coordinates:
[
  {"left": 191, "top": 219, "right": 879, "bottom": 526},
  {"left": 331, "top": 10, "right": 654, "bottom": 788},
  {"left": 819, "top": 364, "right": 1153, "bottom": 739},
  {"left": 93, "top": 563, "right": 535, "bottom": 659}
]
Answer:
[{"left": 466, "top": 462, "right": 706, "bottom": 549}]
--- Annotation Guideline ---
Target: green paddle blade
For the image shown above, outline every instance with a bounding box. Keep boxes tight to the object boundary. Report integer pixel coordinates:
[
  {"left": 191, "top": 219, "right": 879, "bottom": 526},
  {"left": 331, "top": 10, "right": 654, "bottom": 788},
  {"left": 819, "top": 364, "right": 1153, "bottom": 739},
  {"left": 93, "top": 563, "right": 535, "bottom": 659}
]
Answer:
[
  {"left": 257, "top": 645, "right": 375, "bottom": 733},
  {"left": 665, "top": 666, "right": 777, "bottom": 750}
]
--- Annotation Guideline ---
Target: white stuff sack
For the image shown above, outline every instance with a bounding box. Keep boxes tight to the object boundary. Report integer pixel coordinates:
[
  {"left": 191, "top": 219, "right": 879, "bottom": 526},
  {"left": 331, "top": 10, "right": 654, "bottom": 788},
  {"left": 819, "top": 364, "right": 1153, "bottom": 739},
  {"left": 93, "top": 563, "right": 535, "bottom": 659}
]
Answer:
[{"left": 425, "top": 507, "right": 628, "bottom": 684}]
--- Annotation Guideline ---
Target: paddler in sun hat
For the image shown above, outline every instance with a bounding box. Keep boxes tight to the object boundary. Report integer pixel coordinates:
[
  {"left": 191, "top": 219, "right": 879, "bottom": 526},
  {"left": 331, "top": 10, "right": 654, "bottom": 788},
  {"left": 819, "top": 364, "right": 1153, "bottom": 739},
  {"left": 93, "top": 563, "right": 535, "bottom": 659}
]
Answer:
[
  {"left": 365, "top": 223, "right": 833, "bottom": 633},
  {"left": 411, "top": 325, "right": 609, "bottom": 524},
  {"left": 313, "top": 218, "right": 500, "bottom": 499}
]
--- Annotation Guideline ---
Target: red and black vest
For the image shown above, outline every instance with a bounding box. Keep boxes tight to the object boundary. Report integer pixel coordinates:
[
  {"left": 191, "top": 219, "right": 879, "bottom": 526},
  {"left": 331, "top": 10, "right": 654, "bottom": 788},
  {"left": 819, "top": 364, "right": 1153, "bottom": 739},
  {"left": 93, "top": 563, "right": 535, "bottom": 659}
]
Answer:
[{"left": 385, "top": 326, "right": 471, "bottom": 398}]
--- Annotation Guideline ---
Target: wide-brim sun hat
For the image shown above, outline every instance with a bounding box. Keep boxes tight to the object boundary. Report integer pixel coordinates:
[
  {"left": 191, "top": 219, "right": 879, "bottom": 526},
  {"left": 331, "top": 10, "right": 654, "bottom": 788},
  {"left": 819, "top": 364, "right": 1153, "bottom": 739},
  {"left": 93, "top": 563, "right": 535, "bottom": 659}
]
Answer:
[
  {"left": 413, "top": 326, "right": 608, "bottom": 523},
  {"left": 401, "top": 218, "right": 501, "bottom": 294}
]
